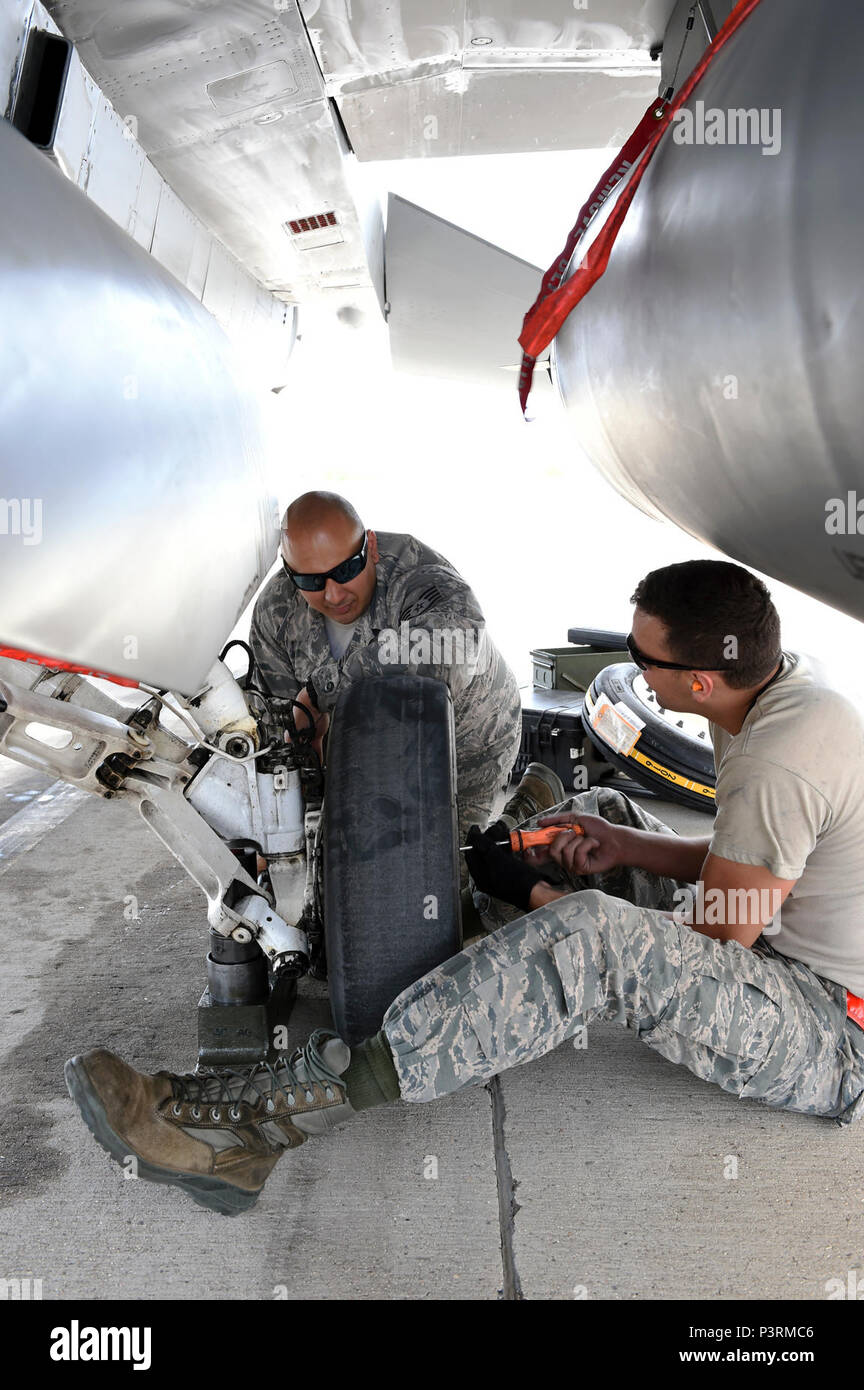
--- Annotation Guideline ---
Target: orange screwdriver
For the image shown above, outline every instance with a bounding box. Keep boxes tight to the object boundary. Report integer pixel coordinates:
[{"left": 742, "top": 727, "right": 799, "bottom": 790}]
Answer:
[{"left": 459, "top": 824, "right": 583, "bottom": 853}]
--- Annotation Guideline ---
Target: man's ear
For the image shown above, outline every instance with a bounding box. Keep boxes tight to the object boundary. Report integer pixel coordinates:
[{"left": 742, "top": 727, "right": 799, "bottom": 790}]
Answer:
[
  {"left": 367, "top": 529, "right": 379, "bottom": 564},
  {"left": 690, "top": 672, "right": 714, "bottom": 699}
]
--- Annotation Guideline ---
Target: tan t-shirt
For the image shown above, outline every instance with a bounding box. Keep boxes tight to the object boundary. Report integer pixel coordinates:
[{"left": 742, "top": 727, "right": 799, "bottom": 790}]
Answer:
[{"left": 710, "top": 652, "right": 864, "bottom": 996}]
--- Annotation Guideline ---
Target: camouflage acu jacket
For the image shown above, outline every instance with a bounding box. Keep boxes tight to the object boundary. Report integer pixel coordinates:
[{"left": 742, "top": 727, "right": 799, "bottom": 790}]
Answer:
[{"left": 248, "top": 530, "right": 521, "bottom": 770}]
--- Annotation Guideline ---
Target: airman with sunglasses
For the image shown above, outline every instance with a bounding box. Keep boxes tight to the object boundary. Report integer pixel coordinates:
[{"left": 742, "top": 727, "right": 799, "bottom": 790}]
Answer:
[
  {"left": 457, "top": 559, "right": 864, "bottom": 1128},
  {"left": 248, "top": 490, "right": 535, "bottom": 855}
]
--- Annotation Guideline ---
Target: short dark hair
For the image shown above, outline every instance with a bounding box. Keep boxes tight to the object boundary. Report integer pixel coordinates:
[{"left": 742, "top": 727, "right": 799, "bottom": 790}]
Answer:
[{"left": 631, "top": 561, "right": 781, "bottom": 689}]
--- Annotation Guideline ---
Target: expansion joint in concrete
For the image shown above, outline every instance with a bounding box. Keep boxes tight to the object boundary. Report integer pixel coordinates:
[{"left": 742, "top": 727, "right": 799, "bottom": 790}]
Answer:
[{"left": 487, "top": 1074, "right": 523, "bottom": 1301}]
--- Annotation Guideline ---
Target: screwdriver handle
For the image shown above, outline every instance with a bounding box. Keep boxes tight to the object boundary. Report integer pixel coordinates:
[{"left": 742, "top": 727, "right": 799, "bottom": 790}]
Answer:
[
  {"left": 459, "top": 823, "right": 584, "bottom": 853},
  {"left": 508, "top": 825, "right": 583, "bottom": 852}
]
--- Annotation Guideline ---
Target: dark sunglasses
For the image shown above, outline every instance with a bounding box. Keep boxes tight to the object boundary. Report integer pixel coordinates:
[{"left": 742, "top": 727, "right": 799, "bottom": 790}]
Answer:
[
  {"left": 626, "top": 632, "right": 729, "bottom": 673},
  {"left": 282, "top": 533, "right": 369, "bottom": 592}
]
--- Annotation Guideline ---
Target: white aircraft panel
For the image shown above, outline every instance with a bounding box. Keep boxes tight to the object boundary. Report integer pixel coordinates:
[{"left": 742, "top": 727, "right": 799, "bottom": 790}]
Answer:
[
  {"left": 187, "top": 222, "right": 213, "bottom": 301},
  {"left": 82, "top": 94, "right": 147, "bottom": 232},
  {"left": 129, "top": 158, "right": 162, "bottom": 250},
  {"left": 341, "top": 67, "right": 660, "bottom": 161},
  {"left": 309, "top": 0, "right": 675, "bottom": 91},
  {"left": 49, "top": 44, "right": 97, "bottom": 183},
  {"left": 0, "top": 0, "right": 32, "bottom": 109},
  {"left": 385, "top": 192, "right": 546, "bottom": 390},
  {"left": 151, "top": 180, "right": 199, "bottom": 287}
]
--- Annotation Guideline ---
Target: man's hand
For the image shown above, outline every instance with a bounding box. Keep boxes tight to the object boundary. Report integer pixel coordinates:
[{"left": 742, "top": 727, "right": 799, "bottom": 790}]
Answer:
[
  {"left": 537, "top": 812, "right": 629, "bottom": 878},
  {"left": 536, "top": 814, "right": 712, "bottom": 884},
  {"left": 292, "top": 685, "right": 329, "bottom": 760},
  {"left": 464, "top": 824, "right": 548, "bottom": 912}
]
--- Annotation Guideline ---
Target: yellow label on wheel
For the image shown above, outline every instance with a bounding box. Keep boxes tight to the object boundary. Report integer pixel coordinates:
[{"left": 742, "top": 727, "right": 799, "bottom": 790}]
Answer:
[{"left": 629, "top": 748, "right": 715, "bottom": 799}]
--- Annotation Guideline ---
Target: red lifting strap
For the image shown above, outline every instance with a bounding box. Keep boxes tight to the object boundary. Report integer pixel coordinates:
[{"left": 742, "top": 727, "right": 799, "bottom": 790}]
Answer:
[
  {"left": 0, "top": 646, "right": 140, "bottom": 688},
  {"left": 518, "top": 0, "right": 765, "bottom": 415}
]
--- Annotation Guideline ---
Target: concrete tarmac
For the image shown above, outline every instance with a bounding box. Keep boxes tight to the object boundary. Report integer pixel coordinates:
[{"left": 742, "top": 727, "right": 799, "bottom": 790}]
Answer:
[{"left": 1, "top": 776, "right": 862, "bottom": 1301}]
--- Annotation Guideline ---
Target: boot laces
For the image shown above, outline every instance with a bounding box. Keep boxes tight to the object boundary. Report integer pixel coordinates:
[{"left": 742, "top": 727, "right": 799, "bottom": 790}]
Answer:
[{"left": 167, "top": 1028, "right": 346, "bottom": 1120}]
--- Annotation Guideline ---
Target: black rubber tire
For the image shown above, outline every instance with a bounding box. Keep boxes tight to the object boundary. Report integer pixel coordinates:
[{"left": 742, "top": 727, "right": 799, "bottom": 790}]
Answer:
[
  {"left": 584, "top": 662, "right": 716, "bottom": 811},
  {"left": 322, "top": 674, "right": 461, "bottom": 1045}
]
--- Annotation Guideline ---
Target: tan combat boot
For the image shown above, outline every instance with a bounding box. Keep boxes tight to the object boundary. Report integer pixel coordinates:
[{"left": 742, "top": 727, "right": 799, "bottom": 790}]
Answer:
[
  {"left": 65, "top": 1029, "right": 354, "bottom": 1216},
  {"left": 501, "top": 761, "right": 566, "bottom": 826}
]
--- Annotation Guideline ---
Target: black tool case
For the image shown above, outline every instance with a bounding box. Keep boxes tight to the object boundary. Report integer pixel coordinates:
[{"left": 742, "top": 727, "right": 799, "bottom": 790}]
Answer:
[{"left": 513, "top": 688, "right": 608, "bottom": 790}]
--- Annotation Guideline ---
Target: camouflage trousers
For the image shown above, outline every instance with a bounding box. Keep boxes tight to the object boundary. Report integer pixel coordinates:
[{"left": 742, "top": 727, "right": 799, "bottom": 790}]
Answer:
[{"left": 382, "top": 787, "right": 864, "bottom": 1126}]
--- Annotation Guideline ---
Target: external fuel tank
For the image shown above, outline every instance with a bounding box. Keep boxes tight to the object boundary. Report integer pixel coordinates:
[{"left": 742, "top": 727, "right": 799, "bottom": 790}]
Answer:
[
  {"left": 0, "top": 117, "right": 279, "bottom": 695},
  {"left": 552, "top": 0, "right": 864, "bottom": 621}
]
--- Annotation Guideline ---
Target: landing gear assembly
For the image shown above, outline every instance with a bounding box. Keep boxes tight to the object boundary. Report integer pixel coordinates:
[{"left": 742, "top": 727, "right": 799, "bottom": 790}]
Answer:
[{"left": 0, "top": 652, "right": 461, "bottom": 1064}]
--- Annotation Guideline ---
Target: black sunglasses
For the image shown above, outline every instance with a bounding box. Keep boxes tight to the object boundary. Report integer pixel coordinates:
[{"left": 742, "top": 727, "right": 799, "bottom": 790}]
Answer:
[
  {"left": 282, "top": 533, "right": 369, "bottom": 592},
  {"left": 626, "top": 632, "right": 729, "bottom": 673}
]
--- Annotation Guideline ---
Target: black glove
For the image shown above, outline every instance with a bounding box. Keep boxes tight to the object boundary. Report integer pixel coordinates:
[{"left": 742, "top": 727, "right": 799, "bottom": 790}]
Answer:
[{"left": 464, "top": 823, "right": 545, "bottom": 912}]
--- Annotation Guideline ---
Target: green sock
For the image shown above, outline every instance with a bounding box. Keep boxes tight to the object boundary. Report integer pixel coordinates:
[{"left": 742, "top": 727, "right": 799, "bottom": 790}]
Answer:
[{"left": 343, "top": 1029, "right": 402, "bottom": 1110}]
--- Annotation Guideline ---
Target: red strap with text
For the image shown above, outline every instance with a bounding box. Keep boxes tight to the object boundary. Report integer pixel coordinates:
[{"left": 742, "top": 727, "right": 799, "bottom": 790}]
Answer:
[{"left": 518, "top": 0, "right": 765, "bottom": 414}]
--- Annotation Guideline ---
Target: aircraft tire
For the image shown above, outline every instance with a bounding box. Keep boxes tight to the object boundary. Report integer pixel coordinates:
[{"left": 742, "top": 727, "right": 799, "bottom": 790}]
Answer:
[
  {"left": 584, "top": 662, "right": 717, "bottom": 812},
  {"left": 322, "top": 674, "right": 461, "bottom": 1046}
]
